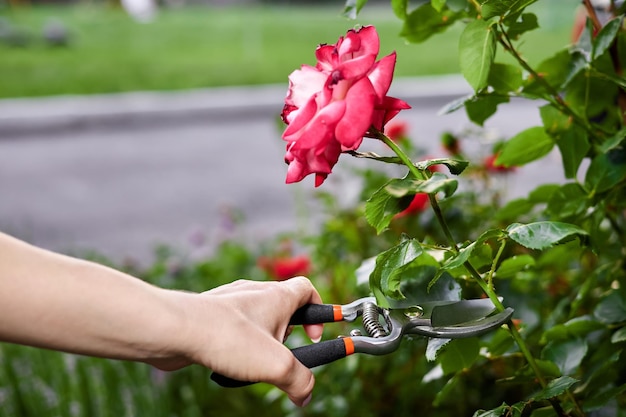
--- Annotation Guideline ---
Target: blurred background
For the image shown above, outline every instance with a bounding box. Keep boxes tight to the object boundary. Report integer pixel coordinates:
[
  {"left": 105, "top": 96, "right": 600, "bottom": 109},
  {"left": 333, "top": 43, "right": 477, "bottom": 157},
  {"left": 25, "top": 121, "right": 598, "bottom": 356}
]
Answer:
[
  {"left": 0, "top": 1, "right": 590, "bottom": 417},
  {"left": 0, "top": 0, "right": 578, "bottom": 264}
]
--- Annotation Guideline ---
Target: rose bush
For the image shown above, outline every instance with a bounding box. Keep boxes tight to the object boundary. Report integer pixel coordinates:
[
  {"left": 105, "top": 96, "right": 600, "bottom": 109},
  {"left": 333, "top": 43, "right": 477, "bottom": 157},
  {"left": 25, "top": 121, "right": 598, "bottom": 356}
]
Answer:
[
  {"left": 281, "top": 25, "right": 410, "bottom": 187},
  {"left": 278, "top": 1, "right": 626, "bottom": 416}
]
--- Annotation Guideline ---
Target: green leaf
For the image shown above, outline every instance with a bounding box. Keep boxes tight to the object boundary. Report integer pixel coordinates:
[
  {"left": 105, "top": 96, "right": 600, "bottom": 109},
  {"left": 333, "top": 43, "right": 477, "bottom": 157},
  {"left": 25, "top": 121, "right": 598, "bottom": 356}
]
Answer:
[
  {"left": 342, "top": 0, "right": 368, "bottom": 19},
  {"left": 365, "top": 178, "right": 411, "bottom": 234},
  {"left": 401, "top": 3, "right": 460, "bottom": 43},
  {"left": 542, "top": 317, "right": 605, "bottom": 342},
  {"left": 426, "top": 338, "right": 452, "bottom": 361},
  {"left": 546, "top": 183, "right": 589, "bottom": 219},
  {"left": 473, "top": 404, "right": 509, "bottom": 417},
  {"left": 532, "top": 376, "right": 579, "bottom": 401},
  {"left": 459, "top": 19, "right": 497, "bottom": 92},
  {"left": 441, "top": 241, "right": 478, "bottom": 270},
  {"left": 439, "top": 338, "right": 480, "bottom": 374},
  {"left": 594, "top": 291, "right": 626, "bottom": 324},
  {"left": 542, "top": 339, "right": 588, "bottom": 376},
  {"left": 431, "top": 0, "right": 447, "bottom": 12},
  {"left": 599, "top": 128, "right": 626, "bottom": 153},
  {"left": 488, "top": 63, "right": 523, "bottom": 93},
  {"left": 495, "top": 197, "right": 535, "bottom": 221},
  {"left": 528, "top": 184, "right": 561, "bottom": 203},
  {"left": 495, "top": 254, "right": 535, "bottom": 279},
  {"left": 540, "top": 104, "right": 590, "bottom": 179},
  {"left": 495, "top": 126, "right": 554, "bottom": 167},
  {"left": 556, "top": 126, "right": 590, "bottom": 179},
  {"left": 465, "top": 93, "right": 510, "bottom": 126},
  {"left": 438, "top": 94, "right": 473, "bottom": 115},
  {"left": 415, "top": 172, "right": 459, "bottom": 196},
  {"left": 390, "top": 0, "right": 408, "bottom": 20},
  {"left": 433, "top": 374, "right": 462, "bottom": 407},
  {"left": 611, "top": 327, "right": 626, "bottom": 343},
  {"left": 506, "top": 221, "right": 589, "bottom": 250},
  {"left": 415, "top": 158, "right": 470, "bottom": 175},
  {"left": 481, "top": 0, "right": 537, "bottom": 20},
  {"left": 506, "top": 12, "right": 539, "bottom": 39},
  {"left": 592, "top": 17, "right": 623, "bottom": 60},
  {"left": 584, "top": 146, "right": 626, "bottom": 194},
  {"left": 369, "top": 239, "right": 424, "bottom": 302}
]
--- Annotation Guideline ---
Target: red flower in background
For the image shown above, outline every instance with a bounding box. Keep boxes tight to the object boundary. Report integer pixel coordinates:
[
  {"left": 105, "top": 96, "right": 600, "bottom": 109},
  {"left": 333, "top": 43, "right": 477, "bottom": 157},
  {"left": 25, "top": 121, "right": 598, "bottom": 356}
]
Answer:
[
  {"left": 258, "top": 255, "right": 311, "bottom": 281},
  {"left": 282, "top": 25, "right": 410, "bottom": 187},
  {"left": 395, "top": 193, "right": 429, "bottom": 218},
  {"left": 384, "top": 120, "right": 409, "bottom": 142},
  {"left": 484, "top": 154, "right": 515, "bottom": 173}
]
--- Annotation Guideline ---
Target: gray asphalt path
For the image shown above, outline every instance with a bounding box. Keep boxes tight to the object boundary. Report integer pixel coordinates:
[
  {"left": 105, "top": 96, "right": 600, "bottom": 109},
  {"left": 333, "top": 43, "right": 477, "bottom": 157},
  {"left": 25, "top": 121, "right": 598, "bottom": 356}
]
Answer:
[{"left": 0, "top": 76, "right": 565, "bottom": 264}]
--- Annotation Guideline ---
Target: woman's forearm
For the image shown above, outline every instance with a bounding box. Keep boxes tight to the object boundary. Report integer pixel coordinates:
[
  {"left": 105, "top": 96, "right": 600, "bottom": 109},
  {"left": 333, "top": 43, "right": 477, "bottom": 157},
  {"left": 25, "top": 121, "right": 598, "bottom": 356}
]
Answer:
[{"left": 0, "top": 231, "right": 186, "bottom": 362}]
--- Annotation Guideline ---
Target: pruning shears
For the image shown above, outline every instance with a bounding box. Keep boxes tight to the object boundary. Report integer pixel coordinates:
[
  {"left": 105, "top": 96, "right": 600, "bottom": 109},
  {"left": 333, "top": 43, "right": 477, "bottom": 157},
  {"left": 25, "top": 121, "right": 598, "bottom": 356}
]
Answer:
[{"left": 211, "top": 297, "right": 514, "bottom": 387}]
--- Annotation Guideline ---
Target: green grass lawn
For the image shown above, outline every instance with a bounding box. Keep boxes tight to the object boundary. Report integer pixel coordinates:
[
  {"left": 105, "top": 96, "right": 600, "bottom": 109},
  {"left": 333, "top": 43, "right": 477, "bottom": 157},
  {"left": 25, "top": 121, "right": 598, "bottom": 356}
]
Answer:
[{"left": 0, "top": 2, "right": 578, "bottom": 98}]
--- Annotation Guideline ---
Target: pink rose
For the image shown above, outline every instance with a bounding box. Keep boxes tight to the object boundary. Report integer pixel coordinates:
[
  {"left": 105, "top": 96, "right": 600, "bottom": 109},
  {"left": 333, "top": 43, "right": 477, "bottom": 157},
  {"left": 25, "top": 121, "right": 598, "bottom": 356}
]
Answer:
[{"left": 281, "top": 25, "right": 410, "bottom": 187}]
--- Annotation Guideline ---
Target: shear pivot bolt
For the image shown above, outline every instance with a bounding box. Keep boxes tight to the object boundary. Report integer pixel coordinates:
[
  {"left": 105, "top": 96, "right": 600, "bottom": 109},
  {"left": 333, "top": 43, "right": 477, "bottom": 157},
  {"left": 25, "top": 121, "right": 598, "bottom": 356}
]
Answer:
[
  {"left": 350, "top": 329, "right": 362, "bottom": 337},
  {"left": 404, "top": 306, "right": 423, "bottom": 319}
]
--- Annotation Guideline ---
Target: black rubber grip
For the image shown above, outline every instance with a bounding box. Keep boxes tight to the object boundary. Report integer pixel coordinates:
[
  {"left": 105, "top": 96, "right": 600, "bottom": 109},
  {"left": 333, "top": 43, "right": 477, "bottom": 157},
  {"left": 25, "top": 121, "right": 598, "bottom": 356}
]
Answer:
[
  {"left": 289, "top": 304, "right": 338, "bottom": 325},
  {"left": 210, "top": 338, "right": 352, "bottom": 388}
]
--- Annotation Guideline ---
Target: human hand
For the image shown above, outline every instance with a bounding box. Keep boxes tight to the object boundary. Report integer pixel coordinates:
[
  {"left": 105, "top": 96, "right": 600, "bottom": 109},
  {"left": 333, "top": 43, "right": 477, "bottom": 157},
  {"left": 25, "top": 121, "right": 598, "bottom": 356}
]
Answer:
[{"left": 151, "top": 276, "right": 323, "bottom": 407}]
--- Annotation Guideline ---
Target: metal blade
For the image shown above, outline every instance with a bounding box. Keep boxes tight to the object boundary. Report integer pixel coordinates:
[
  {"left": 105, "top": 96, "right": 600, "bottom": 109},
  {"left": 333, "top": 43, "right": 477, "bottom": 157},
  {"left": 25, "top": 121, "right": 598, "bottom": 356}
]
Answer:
[{"left": 429, "top": 299, "right": 497, "bottom": 327}]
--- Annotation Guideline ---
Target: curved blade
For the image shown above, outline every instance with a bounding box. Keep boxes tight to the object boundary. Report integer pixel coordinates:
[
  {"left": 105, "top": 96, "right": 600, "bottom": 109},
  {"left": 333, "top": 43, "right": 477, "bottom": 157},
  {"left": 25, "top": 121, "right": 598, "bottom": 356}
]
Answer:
[{"left": 429, "top": 299, "right": 497, "bottom": 327}]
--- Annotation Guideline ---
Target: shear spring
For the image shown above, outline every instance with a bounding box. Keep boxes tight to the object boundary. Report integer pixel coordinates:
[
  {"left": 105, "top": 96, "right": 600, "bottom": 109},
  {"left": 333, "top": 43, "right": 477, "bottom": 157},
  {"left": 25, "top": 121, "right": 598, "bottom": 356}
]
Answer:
[{"left": 362, "top": 303, "right": 388, "bottom": 338}]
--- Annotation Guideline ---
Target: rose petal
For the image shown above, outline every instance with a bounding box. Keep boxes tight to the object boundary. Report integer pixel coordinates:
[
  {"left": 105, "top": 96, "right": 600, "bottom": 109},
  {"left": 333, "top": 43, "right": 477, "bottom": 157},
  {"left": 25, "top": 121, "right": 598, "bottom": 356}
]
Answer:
[
  {"left": 285, "top": 65, "right": 327, "bottom": 108},
  {"left": 367, "top": 52, "right": 397, "bottom": 102},
  {"left": 334, "top": 78, "right": 376, "bottom": 149}
]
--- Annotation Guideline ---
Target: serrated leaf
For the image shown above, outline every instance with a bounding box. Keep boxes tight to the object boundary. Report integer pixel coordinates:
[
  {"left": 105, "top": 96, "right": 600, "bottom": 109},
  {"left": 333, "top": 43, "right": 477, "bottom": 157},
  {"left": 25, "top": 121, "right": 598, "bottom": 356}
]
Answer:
[
  {"left": 495, "top": 126, "right": 554, "bottom": 167},
  {"left": 401, "top": 3, "right": 460, "bottom": 43},
  {"left": 459, "top": 19, "right": 497, "bottom": 92},
  {"left": 481, "top": 0, "right": 537, "bottom": 20},
  {"left": 439, "top": 338, "right": 480, "bottom": 374},
  {"left": 506, "top": 221, "right": 589, "bottom": 250},
  {"left": 441, "top": 241, "right": 477, "bottom": 270},
  {"left": 546, "top": 183, "right": 588, "bottom": 219},
  {"left": 365, "top": 178, "right": 411, "bottom": 234},
  {"left": 542, "top": 339, "right": 588, "bottom": 376},
  {"left": 584, "top": 146, "right": 626, "bottom": 194},
  {"left": 593, "top": 17, "right": 623, "bottom": 60},
  {"left": 488, "top": 63, "right": 523, "bottom": 93},
  {"left": 415, "top": 158, "right": 470, "bottom": 175},
  {"left": 414, "top": 172, "right": 459, "bottom": 197},
  {"left": 495, "top": 254, "right": 535, "bottom": 279},
  {"left": 369, "top": 239, "right": 424, "bottom": 302},
  {"left": 506, "top": 12, "right": 539, "bottom": 39},
  {"left": 532, "top": 376, "right": 579, "bottom": 401},
  {"left": 594, "top": 291, "right": 626, "bottom": 324},
  {"left": 465, "top": 93, "right": 510, "bottom": 126}
]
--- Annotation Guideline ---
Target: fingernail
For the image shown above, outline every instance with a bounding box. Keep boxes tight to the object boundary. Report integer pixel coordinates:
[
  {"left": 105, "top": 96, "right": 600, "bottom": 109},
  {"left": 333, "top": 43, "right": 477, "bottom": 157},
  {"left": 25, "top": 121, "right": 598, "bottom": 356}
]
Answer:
[
  {"left": 302, "top": 393, "right": 313, "bottom": 407},
  {"left": 311, "top": 335, "right": 322, "bottom": 343}
]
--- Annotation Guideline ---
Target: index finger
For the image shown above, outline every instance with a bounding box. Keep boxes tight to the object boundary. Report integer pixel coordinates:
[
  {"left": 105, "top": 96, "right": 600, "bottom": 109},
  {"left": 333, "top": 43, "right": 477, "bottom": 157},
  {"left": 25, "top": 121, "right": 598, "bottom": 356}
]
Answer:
[{"left": 281, "top": 276, "right": 324, "bottom": 343}]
